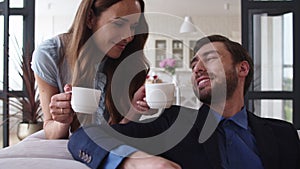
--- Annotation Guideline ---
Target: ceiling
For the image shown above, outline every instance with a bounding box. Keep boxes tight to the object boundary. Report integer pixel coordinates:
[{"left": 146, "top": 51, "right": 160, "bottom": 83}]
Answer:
[
  {"left": 36, "top": 0, "right": 81, "bottom": 16},
  {"left": 36, "top": 0, "right": 240, "bottom": 17},
  {"left": 145, "top": 0, "right": 240, "bottom": 16}
]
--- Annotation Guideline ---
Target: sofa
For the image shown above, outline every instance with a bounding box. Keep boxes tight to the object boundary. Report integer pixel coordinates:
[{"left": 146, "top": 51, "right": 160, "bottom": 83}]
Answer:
[
  {"left": 0, "top": 130, "right": 89, "bottom": 169},
  {"left": 0, "top": 129, "right": 299, "bottom": 169}
]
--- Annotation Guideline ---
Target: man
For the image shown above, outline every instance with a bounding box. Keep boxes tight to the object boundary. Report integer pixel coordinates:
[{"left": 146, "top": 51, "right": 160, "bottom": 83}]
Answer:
[{"left": 68, "top": 35, "right": 300, "bottom": 169}]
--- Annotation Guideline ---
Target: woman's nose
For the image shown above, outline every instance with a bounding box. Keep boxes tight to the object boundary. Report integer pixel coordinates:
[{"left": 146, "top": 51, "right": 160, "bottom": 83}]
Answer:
[{"left": 122, "top": 28, "right": 134, "bottom": 43}]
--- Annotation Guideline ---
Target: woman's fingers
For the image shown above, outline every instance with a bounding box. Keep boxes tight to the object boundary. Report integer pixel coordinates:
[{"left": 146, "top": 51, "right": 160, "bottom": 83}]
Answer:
[
  {"left": 50, "top": 92, "right": 72, "bottom": 107},
  {"left": 64, "top": 84, "right": 72, "bottom": 92},
  {"left": 49, "top": 91, "right": 74, "bottom": 124},
  {"left": 51, "top": 107, "right": 73, "bottom": 115},
  {"left": 51, "top": 92, "right": 72, "bottom": 103},
  {"left": 50, "top": 107, "right": 74, "bottom": 123}
]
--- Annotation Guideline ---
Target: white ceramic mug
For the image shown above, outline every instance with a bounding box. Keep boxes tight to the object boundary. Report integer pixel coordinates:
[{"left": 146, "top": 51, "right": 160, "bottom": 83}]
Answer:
[
  {"left": 145, "top": 83, "right": 175, "bottom": 109},
  {"left": 71, "top": 87, "right": 101, "bottom": 114}
]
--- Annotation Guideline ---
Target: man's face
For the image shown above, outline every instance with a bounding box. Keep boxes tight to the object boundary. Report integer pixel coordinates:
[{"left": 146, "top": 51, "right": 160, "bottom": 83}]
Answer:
[{"left": 190, "top": 42, "right": 238, "bottom": 104}]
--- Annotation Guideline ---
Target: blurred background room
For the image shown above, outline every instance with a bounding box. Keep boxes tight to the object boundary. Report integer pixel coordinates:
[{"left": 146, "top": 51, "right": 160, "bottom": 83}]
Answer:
[{"left": 1, "top": 0, "right": 299, "bottom": 147}]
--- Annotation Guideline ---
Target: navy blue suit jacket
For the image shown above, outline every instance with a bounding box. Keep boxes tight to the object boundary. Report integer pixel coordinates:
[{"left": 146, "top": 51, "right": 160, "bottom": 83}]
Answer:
[{"left": 68, "top": 105, "right": 300, "bottom": 169}]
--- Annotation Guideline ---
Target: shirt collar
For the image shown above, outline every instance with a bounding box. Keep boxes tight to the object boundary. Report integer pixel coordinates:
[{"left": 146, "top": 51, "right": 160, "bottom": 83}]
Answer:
[
  {"left": 211, "top": 106, "right": 248, "bottom": 130},
  {"left": 228, "top": 107, "right": 248, "bottom": 130}
]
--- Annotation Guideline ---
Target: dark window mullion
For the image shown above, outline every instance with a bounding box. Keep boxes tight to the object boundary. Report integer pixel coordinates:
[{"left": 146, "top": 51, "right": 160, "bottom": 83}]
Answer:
[
  {"left": 293, "top": 2, "right": 300, "bottom": 129},
  {"left": 1, "top": 0, "right": 10, "bottom": 148},
  {"left": 247, "top": 1, "right": 294, "bottom": 10},
  {"left": 247, "top": 91, "right": 295, "bottom": 100}
]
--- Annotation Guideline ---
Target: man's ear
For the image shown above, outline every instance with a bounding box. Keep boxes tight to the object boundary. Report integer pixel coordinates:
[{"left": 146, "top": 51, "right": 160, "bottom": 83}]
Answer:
[
  {"left": 238, "top": 61, "right": 250, "bottom": 77},
  {"left": 86, "top": 9, "right": 95, "bottom": 30}
]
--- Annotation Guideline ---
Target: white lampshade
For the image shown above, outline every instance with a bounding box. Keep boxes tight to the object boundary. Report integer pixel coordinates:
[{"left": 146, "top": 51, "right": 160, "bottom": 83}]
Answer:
[{"left": 179, "top": 16, "right": 197, "bottom": 33}]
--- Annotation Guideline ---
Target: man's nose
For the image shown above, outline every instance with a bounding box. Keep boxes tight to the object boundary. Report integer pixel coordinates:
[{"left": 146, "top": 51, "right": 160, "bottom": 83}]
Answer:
[{"left": 193, "top": 59, "right": 206, "bottom": 74}]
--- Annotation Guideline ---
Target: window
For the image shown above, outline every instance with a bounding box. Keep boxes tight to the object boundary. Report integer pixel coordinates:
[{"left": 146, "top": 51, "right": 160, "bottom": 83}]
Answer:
[
  {"left": 242, "top": 0, "right": 300, "bottom": 129},
  {"left": 252, "top": 13, "right": 293, "bottom": 92},
  {"left": 9, "top": 0, "right": 23, "bottom": 8},
  {"left": 0, "top": 0, "right": 35, "bottom": 147},
  {"left": 9, "top": 16, "right": 23, "bottom": 91},
  {"left": 252, "top": 99, "right": 293, "bottom": 122}
]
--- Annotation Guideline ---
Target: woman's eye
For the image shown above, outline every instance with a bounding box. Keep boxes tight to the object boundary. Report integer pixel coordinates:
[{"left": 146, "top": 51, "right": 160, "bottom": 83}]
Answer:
[
  {"left": 130, "top": 24, "right": 138, "bottom": 31},
  {"left": 114, "top": 21, "right": 123, "bottom": 27}
]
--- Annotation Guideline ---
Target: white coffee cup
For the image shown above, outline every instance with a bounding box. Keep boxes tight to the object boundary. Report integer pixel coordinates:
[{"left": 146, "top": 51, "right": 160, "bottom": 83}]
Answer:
[
  {"left": 71, "top": 87, "right": 101, "bottom": 114},
  {"left": 145, "top": 83, "right": 175, "bottom": 109}
]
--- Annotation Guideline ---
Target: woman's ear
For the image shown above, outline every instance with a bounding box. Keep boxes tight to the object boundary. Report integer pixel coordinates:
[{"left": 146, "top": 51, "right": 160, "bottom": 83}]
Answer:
[
  {"left": 86, "top": 9, "right": 95, "bottom": 30},
  {"left": 238, "top": 61, "right": 250, "bottom": 77}
]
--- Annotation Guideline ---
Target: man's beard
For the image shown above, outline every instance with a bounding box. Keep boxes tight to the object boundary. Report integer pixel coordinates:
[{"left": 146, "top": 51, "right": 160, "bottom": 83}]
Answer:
[{"left": 196, "top": 67, "right": 238, "bottom": 105}]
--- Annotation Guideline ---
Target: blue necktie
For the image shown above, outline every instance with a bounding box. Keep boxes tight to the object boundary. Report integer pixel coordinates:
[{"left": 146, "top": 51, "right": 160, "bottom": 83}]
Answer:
[{"left": 220, "top": 120, "right": 264, "bottom": 169}]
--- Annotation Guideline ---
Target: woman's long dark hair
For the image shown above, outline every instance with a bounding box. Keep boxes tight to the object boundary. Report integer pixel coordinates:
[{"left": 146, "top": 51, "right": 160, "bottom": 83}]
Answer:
[
  {"left": 102, "top": 0, "right": 149, "bottom": 124},
  {"left": 66, "top": 0, "right": 149, "bottom": 124}
]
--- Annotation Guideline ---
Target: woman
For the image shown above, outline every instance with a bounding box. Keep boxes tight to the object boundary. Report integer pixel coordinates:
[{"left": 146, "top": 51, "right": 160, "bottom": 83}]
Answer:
[{"left": 32, "top": 0, "right": 150, "bottom": 139}]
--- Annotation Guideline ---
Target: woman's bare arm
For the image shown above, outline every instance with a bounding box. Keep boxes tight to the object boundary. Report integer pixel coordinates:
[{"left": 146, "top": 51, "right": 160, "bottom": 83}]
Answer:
[{"left": 35, "top": 74, "right": 74, "bottom": 139}]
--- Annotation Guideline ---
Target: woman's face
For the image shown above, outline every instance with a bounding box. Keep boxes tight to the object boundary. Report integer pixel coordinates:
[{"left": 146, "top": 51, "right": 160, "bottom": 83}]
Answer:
[{"left": 90, "top": 0, "right": 141, "bottom": 59}]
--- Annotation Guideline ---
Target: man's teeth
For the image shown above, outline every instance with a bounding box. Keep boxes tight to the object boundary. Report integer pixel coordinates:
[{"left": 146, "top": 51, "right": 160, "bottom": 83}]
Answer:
[{"left": 198, "top": 79, "right": 209, "bottom": 86}]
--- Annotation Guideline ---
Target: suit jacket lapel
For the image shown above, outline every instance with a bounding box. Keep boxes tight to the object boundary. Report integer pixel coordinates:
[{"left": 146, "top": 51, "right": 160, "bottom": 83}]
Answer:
[
  {"left": 203, "top": 131, "right": 222, "bottom": 169},
  {"left": 248, "top": 112, "right": 280, "bottom": 169},
  {"left": 197, "top": 105, "right": 222, "bottom": 169}
]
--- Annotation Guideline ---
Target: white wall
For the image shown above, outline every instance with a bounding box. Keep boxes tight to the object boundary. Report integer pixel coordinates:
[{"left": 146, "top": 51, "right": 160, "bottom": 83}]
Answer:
[
  {"left": 35, "top": 0, "right": 80, "bottom": 46},
  {"left": 145, "top": 14, "right": 240, "bottom": 41}
]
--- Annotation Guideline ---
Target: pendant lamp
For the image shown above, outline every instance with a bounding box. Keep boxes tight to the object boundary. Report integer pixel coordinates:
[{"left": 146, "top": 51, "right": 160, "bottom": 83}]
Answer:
[{"left": 179, "top": 16, "right": 197, "bottom": 33}]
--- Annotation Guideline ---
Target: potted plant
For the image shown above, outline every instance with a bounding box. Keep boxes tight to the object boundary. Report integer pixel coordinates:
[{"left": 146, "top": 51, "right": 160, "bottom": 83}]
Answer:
[
  {"left": 4, "top": 50, "right": 43, "bottom": 140},
  {"left": 17, "top": 51, "right": 43, "bottom": 140}
]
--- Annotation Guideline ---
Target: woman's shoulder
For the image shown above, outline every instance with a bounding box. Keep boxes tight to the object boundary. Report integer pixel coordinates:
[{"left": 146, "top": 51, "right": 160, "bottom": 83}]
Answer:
[
  {"left": 33, "top": 34, "right": 65, "bottom": 61},
  {"left": 31, "top": 34, "right": 70, "bottom": 88},
  {"left": 36, "top": 35, "right": 63, "bottom": 51}
]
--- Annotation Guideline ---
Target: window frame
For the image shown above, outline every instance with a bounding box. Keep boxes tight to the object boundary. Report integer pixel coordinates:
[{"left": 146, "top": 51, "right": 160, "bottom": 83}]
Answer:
[
  {"left": 242, "top": 0, "right": 300, "bottom": 129},
  {"left": 0, "top": 0, "right": 35, "bottom": 147}
]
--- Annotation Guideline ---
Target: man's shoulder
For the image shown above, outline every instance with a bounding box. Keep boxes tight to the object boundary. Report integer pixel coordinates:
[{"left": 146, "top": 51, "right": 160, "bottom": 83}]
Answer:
[
  {"left": 164, "top": 105, "right": 198, "bottom": 113},
  {"left": 249, "top": 112, "right": 297, "bottom": 135},
  {"left": 162, "top": 105, "right": 199, "bottom": 119}
]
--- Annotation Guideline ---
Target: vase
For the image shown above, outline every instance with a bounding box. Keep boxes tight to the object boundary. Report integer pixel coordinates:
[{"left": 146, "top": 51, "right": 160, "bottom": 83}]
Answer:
[
  {"left": 172, "top": 74, "right": 181, "bottom": 105},
  {"left": 172, "top": 74, "right": 178, "bottom": 85},
  {"left": 17, "top": 122, "right": 43, "bottom": 140}
]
